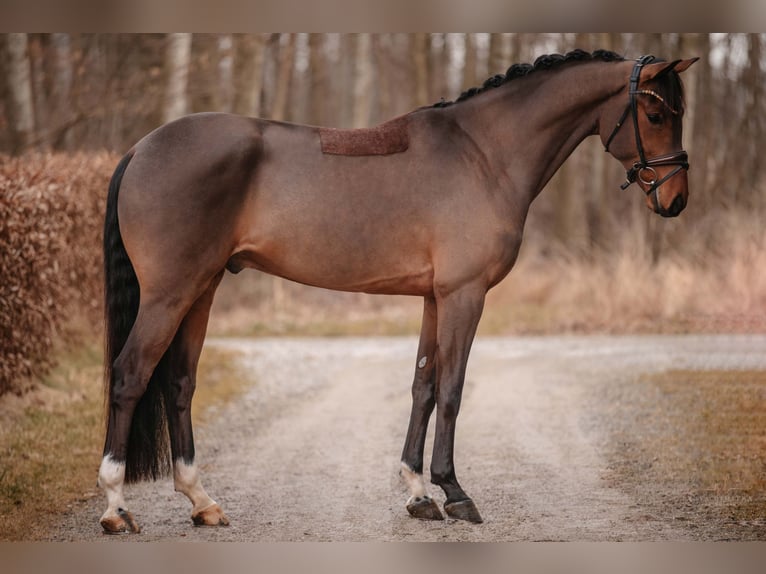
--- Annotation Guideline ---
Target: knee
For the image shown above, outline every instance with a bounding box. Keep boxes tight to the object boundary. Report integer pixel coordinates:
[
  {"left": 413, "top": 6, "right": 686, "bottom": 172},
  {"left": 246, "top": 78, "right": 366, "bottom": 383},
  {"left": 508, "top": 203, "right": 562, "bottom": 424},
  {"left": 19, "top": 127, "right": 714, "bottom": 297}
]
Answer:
[
  {"left": 169, "top": 375, "right": 195, "bottom": 411},
  {"left": 109, "top": 361, "right": 148, "bottom": 408},
  {"left": 411, "top": 385, "right": 435, "bottom": 409},
  {"left": 411, "top": 371, "right": 435, "bottom": 405}
]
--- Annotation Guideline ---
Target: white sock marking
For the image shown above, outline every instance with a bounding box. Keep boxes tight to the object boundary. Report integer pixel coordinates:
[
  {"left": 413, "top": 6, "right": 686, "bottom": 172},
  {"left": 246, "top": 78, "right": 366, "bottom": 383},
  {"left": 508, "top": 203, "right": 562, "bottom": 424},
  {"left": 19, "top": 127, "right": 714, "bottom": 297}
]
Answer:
[
  {"left": 174, "top": 459, "right": 216, "bottom": 514},
  {"left": 98, "top": 455, "right": 127, "bottom": 520},
  {"left": 401, "top": 461, "right": 429, "bottom": 502}
]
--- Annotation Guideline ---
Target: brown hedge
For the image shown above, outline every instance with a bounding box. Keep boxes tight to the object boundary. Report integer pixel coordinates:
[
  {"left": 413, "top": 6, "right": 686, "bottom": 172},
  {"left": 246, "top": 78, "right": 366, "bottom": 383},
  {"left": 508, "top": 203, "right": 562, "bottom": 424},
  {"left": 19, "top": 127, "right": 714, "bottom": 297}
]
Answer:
[{"left": 0, "top": 152, "right": 118, "bottom": 395}]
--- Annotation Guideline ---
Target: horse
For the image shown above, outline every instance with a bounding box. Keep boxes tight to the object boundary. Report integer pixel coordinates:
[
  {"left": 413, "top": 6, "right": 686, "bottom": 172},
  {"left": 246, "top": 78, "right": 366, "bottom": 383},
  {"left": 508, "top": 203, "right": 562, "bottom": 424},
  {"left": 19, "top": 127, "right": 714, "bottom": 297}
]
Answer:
[{"left": 97, "top": 50, "right": 698, "bottom": 533}]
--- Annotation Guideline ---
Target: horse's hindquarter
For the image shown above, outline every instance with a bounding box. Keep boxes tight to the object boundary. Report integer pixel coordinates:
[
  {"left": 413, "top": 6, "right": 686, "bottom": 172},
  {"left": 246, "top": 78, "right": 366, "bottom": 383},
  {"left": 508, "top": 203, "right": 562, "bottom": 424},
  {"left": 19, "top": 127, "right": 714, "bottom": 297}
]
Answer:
[
  {"left": 235, "top": 116, "right": 513, "bottom": 296},
  {"left": 117, "top": 113, "right": 263, "bottom": 294}
]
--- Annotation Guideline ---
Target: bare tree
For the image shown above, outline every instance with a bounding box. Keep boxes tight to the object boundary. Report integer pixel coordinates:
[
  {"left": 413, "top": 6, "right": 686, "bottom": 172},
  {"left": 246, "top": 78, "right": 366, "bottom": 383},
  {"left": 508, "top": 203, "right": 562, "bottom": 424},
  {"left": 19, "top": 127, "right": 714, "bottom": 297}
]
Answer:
[
  {"left": 428, "top": 34, "right": 449, "bottom": 103},
  {"left": 353, "top": 34, "right": 373, "bottom": 128},
  {"left": 162, "top": 33, "right": 192, "bottom": 123},
  {"left": 462, "top": 33, "right": 477, "bottom": 90},
  {"left": 308, "top": 33, "right": 327, "bottom": 125},
  {"left": 50, "top": 33, "right": 74, "bottom": 149},
  {"left": 489, "top": 33, "right": 509, "bottom": 74},
  {"left": 412, "top": 33, "right": 429, "bottom": 107},
  {"left": 269, "top": 34, "right": 296, "bottom": 122},
  {"left": 372, "top": 34, "right": 393, "bottom": 123},
  {"left": 740, "top": 33, "right": 763, "bottom": 199},
  {"left": 510, "top": 33, "right": 523, "bottom": 64},
  {"left": 5, "top": 33, "right": 35, "bottom": 153},
  {"left": 233, "top": 34, "right": 266, "bottom": 118},
  {"left": 679, "top": 34, "right": 709, "bottom": 196}
]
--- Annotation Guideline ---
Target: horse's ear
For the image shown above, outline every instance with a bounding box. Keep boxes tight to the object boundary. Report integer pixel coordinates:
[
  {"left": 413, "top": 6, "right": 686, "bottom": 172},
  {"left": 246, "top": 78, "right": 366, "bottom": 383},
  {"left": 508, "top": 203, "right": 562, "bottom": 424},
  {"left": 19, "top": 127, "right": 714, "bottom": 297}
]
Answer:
[
  {"left": 671, "top": 57, "right": 699, "bottom": 74},
  {"left": 642, "top": 57, "right": 699, "bottom": 81}
]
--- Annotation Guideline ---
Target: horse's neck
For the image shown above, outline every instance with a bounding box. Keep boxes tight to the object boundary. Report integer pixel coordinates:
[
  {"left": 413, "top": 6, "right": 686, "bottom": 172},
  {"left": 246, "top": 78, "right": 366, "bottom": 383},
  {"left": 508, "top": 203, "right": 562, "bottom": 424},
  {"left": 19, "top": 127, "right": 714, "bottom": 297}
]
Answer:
[{"left": 453, "top": 62, "right": 627, "bottom": 199}]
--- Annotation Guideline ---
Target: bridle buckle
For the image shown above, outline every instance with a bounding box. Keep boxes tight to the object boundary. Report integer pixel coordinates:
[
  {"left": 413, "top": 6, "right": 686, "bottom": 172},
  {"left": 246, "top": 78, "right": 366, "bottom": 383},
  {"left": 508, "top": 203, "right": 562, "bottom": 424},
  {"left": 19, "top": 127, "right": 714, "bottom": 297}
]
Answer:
[{"left": 638, "top": 165, "right": 658, "bottom": 186}]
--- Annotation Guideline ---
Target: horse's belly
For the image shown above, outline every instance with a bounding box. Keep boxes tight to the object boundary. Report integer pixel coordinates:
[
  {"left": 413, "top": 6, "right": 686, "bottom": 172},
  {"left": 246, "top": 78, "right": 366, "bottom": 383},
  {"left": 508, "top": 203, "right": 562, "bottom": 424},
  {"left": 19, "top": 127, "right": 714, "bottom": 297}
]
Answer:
[{"left": 226, "top": 243, "right": 434, "bottom": 297}]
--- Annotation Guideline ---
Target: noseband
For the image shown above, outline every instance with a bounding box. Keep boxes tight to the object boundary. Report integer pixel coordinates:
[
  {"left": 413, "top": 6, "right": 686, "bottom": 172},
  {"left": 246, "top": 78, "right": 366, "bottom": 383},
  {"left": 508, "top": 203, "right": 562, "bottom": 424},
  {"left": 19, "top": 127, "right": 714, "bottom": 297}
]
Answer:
[{"left": 604, "top": 55, "right": 689, "bottom": 212}]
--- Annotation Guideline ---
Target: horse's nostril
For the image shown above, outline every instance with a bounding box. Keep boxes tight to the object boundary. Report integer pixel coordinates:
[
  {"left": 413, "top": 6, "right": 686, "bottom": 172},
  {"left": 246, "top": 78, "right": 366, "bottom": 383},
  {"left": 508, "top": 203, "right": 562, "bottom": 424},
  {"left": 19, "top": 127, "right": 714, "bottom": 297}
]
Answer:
[{"left": 667, "top": 194, "right": 686, "bottom": 217}]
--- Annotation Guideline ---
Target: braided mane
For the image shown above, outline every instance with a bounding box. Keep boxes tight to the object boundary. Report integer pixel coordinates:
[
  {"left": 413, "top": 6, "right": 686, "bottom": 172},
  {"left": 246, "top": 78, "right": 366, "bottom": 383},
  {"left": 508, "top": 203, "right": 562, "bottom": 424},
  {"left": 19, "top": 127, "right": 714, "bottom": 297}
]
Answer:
[{"left": 433, "top": 49, "right": 626, "bottom": 108}]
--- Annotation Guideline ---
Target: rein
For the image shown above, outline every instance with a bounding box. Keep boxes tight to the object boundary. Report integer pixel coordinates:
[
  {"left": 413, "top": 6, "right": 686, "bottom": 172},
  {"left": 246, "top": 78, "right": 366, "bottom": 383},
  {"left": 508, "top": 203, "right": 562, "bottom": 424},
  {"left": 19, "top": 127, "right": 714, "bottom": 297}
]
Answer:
[{"left": 604, "top": 55, "right": 689, "bottom": 212}]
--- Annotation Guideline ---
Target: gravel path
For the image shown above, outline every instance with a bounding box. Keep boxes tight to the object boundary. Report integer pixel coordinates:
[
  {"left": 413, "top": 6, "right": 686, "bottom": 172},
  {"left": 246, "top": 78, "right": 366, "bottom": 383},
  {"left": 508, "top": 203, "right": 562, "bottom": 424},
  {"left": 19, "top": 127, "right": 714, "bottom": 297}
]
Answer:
[{"left": 51, "top": 335, "right": 766, "bottom": 541}]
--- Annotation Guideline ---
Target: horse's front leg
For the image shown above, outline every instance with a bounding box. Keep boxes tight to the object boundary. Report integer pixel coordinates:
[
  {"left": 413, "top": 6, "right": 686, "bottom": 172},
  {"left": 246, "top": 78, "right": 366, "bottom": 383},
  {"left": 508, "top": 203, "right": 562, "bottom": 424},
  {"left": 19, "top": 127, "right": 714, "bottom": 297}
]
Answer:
[
  {"left": 429, "top": 284, "right": 485, "bottom": 523},
  {"left": 400, "top": 296, "right": 443, "bottom": 520}
]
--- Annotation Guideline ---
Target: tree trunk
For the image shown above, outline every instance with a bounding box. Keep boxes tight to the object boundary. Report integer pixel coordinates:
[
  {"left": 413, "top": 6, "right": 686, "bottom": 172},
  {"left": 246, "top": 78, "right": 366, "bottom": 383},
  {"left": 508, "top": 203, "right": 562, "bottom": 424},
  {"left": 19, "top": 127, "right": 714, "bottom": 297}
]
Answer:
[
  {"left": 684, "top": 34, "right": 711, "bottom": 196},
  {"left": 510, "top": 33, "right": 523, "bottom": 63},
  {"left": 462, "top": 33, "right": 477, "bottom": 90},
  {"left": 271, "top": 33, "right": 296, "bottom": 122},
  {"left": 412, "top": 33, "right": 429, "bottom": 107},
  {"left": 352, "top": 33, "right": 372, "bottom": 128},
  {"left": 428, "top": 33, "right": 449, "bottom": 103},
  {"left": 308, "top": 33, "right": 327, "bottom": 125},
  {"left": 372, "top": 34, "right": 393, "bottom": 123},
  {"left": 50, "top": 33, "right": 74, "bottom": 149},
  {"left": 5, "top": 33, "right": 35, "bottom": 153},
  {"left": 743, "top": 33, "right": 763, "bottom": 199},
  {"left": 489, "top": 33, "right": 509, "bottom": 74},
  {"left": 162, "top": 33, "right": 192, "bottom": 123},
  {"left": 233, "top": 34, "right": 266, "bottom": 117}
]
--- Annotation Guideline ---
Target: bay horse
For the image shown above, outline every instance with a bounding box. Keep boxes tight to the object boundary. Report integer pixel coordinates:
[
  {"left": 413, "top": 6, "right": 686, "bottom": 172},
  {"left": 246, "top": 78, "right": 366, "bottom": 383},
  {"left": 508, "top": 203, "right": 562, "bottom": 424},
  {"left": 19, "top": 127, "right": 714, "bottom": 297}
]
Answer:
[{"left": 98, "top": 50, "right": 697, "bottom": 533}]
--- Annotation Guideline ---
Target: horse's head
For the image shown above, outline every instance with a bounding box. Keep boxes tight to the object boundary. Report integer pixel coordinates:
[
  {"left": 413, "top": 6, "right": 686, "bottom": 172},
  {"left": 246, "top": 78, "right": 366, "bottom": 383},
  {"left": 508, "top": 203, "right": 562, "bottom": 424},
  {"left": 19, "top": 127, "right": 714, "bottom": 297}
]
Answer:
[{"left": 602, "top": 56, "right": 699, "bottom": 217}]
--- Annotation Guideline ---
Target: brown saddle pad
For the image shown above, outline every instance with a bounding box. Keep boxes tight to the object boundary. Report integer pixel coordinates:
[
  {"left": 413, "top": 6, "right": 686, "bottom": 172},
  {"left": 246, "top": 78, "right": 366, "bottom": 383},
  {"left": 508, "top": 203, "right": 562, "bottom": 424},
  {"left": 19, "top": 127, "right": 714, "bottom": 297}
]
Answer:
[{"left": 318, "top": 115, "right": 409, "bottom": 156}]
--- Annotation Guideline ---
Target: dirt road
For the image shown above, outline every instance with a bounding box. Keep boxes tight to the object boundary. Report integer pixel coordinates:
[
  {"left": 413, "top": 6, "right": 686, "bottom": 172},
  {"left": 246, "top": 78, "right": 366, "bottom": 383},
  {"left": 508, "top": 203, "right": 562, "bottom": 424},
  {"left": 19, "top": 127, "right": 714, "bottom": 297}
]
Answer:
[{"left": 52, "top": 335, "right": 766, "bottom": 541}]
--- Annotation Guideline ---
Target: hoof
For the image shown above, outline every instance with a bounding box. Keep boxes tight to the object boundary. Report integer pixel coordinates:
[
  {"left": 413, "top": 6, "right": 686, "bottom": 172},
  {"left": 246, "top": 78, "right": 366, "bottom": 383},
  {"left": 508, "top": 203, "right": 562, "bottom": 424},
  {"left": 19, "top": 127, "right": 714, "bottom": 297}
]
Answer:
[
  {"left": 192, "top": 503, "right": 230, "bottom": 527},
  {"left": 100, "top": 508, "right": 141, "bottom": 534},
  {"left": 444, "top": 499, "right": 483, "bottom": 523},
  {"left": 406, "top": 496, "right": 444, "bottom": 520}
]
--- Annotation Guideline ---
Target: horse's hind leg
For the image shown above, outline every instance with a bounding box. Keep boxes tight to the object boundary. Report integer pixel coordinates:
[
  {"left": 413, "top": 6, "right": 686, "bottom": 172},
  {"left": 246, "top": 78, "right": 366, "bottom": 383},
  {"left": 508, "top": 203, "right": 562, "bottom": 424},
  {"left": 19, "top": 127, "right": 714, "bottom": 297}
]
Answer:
[
  {"left": 99, "top": 293, "right": 199, "bottom": 534},
  {"left": 165, "top": 271, "right": 229, "bottom": 527},
  {"left": 400, "top": 296, "right": 443, "bottom": 520}
]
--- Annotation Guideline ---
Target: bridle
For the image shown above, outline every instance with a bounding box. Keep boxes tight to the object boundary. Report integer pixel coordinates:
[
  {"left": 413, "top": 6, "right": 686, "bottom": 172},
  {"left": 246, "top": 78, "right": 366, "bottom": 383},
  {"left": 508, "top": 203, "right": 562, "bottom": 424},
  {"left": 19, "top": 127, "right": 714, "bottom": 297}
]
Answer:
[{"left": 604, "top": 55, "right": 689, "bottom": 213}]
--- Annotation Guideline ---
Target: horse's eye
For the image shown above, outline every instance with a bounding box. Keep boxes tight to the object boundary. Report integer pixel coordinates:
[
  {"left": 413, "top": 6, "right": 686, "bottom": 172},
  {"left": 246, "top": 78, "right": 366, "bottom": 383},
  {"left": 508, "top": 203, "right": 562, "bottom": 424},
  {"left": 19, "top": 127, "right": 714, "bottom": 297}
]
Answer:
[{"left": 647, "top": 113, "right": 663, "bottom": 125}]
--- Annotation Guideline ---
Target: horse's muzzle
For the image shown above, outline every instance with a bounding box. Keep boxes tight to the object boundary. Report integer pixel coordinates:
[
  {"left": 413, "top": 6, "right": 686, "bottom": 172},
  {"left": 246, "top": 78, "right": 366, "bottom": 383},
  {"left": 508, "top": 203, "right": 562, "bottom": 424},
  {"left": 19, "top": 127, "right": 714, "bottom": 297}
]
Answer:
[{"left": 659, "top": 193, "right": 686, "bottom": 218}]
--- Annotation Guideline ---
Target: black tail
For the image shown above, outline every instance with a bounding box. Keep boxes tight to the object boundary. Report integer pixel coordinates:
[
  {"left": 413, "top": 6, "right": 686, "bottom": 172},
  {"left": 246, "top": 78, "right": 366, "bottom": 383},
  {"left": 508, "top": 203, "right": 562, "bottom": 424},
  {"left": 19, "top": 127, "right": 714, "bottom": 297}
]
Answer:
[{"left": 103, "top": 151, "right": 172, "bottom": 483}]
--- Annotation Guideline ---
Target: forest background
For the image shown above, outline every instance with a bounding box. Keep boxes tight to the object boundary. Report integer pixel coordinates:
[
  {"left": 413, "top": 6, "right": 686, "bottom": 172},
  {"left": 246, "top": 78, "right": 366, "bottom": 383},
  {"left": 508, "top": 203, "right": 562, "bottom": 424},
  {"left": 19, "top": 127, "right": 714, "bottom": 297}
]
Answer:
[{"left": 1, "top": 33, "right": 765, "bottom": 395}]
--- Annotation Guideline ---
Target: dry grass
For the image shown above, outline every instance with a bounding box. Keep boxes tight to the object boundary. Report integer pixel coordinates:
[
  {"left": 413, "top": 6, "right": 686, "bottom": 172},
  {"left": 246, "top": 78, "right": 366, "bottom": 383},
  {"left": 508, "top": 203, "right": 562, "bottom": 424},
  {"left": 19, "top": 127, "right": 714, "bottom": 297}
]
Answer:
[
  {"left": 0, "top": 344, "right": 249, "bottom": 541},
  {"left": 482, "top": 208, "right": 766, "bottom": 335},
  {"left": 644, "top": 369, "right": 766, "bottom": 495},
  {"left": 0, "top": 343, "right": 103, "bottom": 541},
  {"left": 602, "top": 368, "right": 766, "bottom": 534}
]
